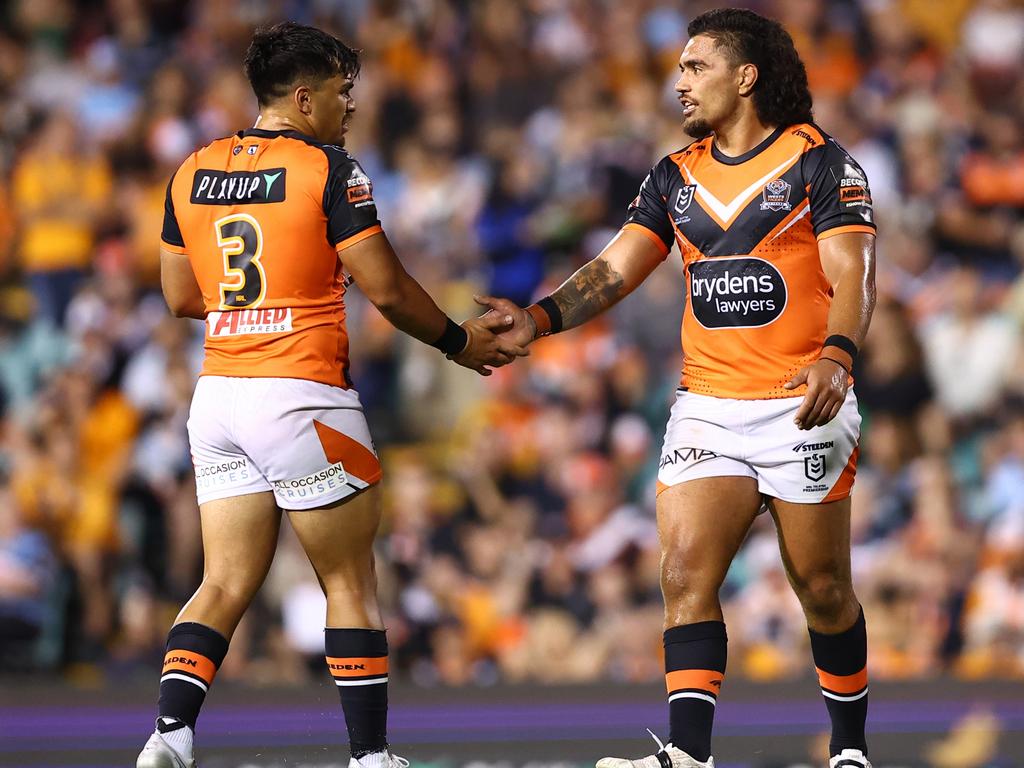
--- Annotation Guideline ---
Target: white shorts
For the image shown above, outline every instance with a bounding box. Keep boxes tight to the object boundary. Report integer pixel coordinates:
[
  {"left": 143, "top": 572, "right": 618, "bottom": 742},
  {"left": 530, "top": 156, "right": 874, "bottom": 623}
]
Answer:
[
  {"left": 187, "top": 376, "right": 381, "bottom": 510},
  {"left": 657, "top": 389, "right": 861, "bottom": 504}
]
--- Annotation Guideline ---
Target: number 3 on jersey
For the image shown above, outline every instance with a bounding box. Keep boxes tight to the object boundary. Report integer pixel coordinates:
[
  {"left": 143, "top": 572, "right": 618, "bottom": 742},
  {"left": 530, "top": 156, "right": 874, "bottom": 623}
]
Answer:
[{"left": 215, "top": 213, "right": 266, "bottom": 309}]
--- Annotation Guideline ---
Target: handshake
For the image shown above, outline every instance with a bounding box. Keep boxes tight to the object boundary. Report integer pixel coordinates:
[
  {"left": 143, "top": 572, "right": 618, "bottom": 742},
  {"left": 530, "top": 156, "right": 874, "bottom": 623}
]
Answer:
[{"left": 447, "top": 295, "right": 539, "bottom": 376}]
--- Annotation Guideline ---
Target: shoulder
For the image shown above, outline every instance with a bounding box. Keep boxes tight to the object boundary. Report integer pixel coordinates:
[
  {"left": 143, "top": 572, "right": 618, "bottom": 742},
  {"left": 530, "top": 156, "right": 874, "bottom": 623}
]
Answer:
[
  {"left": 320, "top": 144, "right": 371, "bottom": 184},
  {"left": 794, "top": 123, "right": 864, "bottom": 167},
  {"left": 666, "top": 137, "right": 709, "bottom": 167},
  {"left": 786, "top": 123, "right": 828, "bottom": 152}
]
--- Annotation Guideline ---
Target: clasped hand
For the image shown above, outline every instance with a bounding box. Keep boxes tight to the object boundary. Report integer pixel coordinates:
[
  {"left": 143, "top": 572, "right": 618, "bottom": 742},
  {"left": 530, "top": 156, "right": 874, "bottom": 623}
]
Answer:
[{"left": 447, "top": 306, "right": 530, "bottom": 376}]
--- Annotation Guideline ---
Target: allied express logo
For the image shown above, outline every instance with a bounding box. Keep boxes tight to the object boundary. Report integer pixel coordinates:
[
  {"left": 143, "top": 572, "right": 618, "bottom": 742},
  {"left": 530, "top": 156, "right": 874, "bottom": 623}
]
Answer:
[{"left": 688, "top": 257, "right": 787, "bottom": 329}]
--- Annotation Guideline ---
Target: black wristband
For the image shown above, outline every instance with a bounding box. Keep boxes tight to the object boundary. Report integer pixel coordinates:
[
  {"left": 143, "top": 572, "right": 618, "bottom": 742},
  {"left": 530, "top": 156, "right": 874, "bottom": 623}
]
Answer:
[
  {"left": 823, "top": 334, "right": 858, "bottom": 362},
  {"left": 537, "top": 296, "right": 563, "bottom": 334},
  {"left": 430, "top": 318, "right": 468, "bottom": 356}
]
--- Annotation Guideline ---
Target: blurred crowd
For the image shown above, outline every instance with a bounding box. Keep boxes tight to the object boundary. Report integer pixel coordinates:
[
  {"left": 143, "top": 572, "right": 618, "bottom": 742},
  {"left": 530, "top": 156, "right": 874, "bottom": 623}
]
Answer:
[{"left": 1, "top": 0, "right": 1024, "bottom": 691}]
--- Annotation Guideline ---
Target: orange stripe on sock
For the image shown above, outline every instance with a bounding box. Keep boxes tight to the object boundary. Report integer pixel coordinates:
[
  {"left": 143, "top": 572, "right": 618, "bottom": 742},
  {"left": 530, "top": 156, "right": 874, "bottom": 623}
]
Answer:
[
  {"left": 326, "top": 656, "right": 389, "bottom": 677},
  {"left": 162, "top": 650, "right": 217, "bottom": 684},
  {"left": 665, "top": 669, "right": 723, "bottom": 695},
  {"left": 816, "top": 666, "right": 867, "bottom": 694}
]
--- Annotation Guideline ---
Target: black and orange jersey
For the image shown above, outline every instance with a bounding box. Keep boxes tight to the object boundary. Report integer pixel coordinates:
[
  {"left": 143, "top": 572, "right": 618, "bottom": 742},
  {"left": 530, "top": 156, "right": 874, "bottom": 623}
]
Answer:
[
  {"left": 624, "top": 123, "right": 875, "bottom": 399},
  {"left": 161, "top": 128, "right": 381, "bottom": 388}
]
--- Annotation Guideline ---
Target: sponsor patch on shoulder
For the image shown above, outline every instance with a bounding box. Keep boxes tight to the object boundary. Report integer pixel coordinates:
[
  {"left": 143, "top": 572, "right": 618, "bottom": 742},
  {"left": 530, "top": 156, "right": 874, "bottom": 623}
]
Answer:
[{"left": 346, "top": 174, "right": 373, "bottom": 205}]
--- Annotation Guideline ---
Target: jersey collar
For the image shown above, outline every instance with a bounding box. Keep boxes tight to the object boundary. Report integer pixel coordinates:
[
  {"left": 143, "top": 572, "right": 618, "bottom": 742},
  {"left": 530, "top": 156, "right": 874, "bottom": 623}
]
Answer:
[
  {"left": 237, "top": 127, "right": 320, "bottom": 144},
  {"left": 711, "top": 125, "right": 785, "bottom": 166}
]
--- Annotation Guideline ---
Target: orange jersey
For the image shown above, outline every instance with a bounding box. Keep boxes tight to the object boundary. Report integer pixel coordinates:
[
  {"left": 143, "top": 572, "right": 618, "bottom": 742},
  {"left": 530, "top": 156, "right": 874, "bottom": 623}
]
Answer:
[
  {"left": 624, "top": 123, "right": 875, "bottom": 399},
  {"left": 161, "top": 128, "right": 382, "bottom": 387}
]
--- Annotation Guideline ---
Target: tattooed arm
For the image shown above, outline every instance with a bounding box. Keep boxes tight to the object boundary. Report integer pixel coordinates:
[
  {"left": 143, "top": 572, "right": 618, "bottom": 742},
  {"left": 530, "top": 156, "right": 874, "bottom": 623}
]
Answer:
[{"left": 475, "top": 227, "right": 667, "bottom": 345}]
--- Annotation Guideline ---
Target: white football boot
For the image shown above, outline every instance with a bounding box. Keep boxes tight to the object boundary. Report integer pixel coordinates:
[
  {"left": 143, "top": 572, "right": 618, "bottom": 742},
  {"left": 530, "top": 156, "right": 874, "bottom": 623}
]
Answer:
[
  {"left": 136, "top": 722, "right": 195, "bottom": 768},
  {"left": 829, "top": 749, "right": 872, "bottom": 768},
  {"left": 596, "top": 730, "right": 714, "bottom": 768},
  {"left": 349, "top": 750, "right": 410, "bottom": 768}
]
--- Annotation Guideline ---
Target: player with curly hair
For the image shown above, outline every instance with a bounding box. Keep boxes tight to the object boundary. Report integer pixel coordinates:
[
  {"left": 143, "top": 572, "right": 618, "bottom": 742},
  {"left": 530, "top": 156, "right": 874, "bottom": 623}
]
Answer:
[{"left": 479, "top": 9, "right": 876, "bottom": 767}]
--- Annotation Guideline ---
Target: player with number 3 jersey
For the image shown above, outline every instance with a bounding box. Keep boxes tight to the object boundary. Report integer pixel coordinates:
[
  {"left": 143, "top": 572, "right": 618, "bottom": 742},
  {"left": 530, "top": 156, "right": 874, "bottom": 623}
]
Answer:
[{"left": 137, "top": 22, "right": 526, "bottom": 768}]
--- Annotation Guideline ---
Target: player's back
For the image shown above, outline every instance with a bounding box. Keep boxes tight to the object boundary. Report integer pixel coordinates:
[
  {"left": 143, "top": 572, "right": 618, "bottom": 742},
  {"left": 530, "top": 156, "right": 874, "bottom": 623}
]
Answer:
[{"left": 162, "top": 128, "right": 381, "bottom": 388}]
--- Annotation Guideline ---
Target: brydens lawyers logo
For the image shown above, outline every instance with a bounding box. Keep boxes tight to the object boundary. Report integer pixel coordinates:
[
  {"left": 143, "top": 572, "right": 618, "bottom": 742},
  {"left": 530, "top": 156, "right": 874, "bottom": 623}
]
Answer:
[
  {"left": 760, "top": 178, "right": 792, "bottom": 212},
  {"left": 688, "top": 257, "right": 787, "bottom": 329}
]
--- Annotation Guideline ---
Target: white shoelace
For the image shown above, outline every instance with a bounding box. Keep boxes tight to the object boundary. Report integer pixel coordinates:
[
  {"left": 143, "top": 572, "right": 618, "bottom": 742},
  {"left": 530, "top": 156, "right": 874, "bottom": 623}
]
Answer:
[{"left": 646, "top": 728, "right": 674, "bottom": 755}]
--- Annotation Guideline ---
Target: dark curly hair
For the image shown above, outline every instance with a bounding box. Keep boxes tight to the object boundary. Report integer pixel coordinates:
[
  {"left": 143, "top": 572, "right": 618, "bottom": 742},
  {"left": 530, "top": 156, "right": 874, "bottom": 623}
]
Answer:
[
  {"left": 688, "top": 8, "right": 813, "bottom": 127},
  {"left": 244, "top": 22, "right": 360, "bottom": 107}
]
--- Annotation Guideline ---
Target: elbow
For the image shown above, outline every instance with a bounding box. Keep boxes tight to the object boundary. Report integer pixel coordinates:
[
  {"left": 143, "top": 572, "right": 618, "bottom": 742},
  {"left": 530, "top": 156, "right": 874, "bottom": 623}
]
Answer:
[
  {"left": 164, "top": 296, "right": 201, "bottom": 319},
  {"left": 164, "top": 297, "right": 190, "bottom": 318},
  {"left": 366, "top": 287, "right": 404, "bottom": 316}
]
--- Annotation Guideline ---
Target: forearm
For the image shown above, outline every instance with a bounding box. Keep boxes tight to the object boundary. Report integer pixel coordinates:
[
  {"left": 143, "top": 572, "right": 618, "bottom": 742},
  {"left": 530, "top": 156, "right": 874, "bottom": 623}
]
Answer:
[
  {"left": 372, "top": 270, "right": 449, "bottom": 345},
  {"left": 822, "top": 263, "right": 875, "bottom": 366},
  {"left": 827, "top": 260, "right": 875, "bottom": 344},
  {"left": 547, "top": 255, "right": 627, "bottom": 333}
]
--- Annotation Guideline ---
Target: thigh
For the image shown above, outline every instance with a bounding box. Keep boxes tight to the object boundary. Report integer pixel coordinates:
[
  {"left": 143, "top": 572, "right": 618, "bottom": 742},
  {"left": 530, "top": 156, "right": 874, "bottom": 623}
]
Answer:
[
  {"left": 287, "top": 484, "right": 382, "bottom": 585},
  {"left": 176, "top": 492, "right": 281, "bottom": 635},
  {"left": 197, "top": 491, "right": 282, "bottom": 589},
  {"left": 657, "top": 476, "right": 762, "bottom": 594},
  {"left": 769, "top": 494, "right": 853, "bottom": 588}
]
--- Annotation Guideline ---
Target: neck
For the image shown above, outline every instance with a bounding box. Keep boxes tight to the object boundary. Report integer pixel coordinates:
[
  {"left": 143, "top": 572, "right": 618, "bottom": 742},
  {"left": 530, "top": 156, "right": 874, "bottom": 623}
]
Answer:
[
  {"left": 254, "top": 112, "right": 310, "bottom": 135},
  {"left": 712, "top": 108, "right": 776, "bottom": 157}
]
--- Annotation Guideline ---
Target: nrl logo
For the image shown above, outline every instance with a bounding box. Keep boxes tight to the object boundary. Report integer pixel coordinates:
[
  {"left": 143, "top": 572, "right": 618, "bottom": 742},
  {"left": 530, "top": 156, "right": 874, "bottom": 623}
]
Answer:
[
  {"left": 760, "top": 178, "right": 792, "bottom": 212},
  {"left": 804, "top": 454, "right": 826, "bottom": 482},
  {"left": 674, "top": 185, "right": 696, "bottom": 215}
]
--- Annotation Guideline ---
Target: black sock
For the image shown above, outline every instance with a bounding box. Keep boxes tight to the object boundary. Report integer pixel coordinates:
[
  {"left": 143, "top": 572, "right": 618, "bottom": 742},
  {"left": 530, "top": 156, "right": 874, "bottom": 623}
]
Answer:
[
  {"left": 809, "top": 607, "right": 868, "bottom": 757},
  {"left": 664, "top": 621, "right": 727, "bottom": 763},
  {"left": 325, "top": 628, "right": 389, "bottom": 758},
  {"left": 158, "top": 622, "right": 229, "bottom": 729}
]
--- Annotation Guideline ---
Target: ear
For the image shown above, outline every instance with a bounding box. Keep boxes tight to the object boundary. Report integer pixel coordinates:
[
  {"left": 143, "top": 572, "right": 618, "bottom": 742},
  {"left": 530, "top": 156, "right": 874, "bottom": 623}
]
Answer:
[
  {"left": 294, "top": 84, "right": 313, "bottom": 115},
  {"left": 737, "top": 63, "right": 758, "bottom": 97}
]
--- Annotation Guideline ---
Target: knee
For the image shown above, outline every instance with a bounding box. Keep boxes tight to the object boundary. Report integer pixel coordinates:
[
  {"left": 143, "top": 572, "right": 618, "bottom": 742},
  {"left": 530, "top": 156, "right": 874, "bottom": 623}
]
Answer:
[
  {"left": 320, "top": 559, "right": 377, "bottom": 600},
  {"left": 792, "top": 569, "right": 854, "bottom": 620},
  {"left": 198, "top": 578, "right": 259, "bottom": 613},
  {"left": 660, "top": 548, "right": 723, "bottom": 621}
]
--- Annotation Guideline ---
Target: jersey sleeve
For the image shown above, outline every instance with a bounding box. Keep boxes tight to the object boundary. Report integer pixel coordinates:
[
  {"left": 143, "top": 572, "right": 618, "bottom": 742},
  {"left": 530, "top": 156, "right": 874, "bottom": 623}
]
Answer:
[
  {"left": 322, "top": 148, "right": 382, "bottom": 251},
  {"left": 161, "top": 170, "right": 187, "bottom": 254},
  {"left": 623, "top": 158, "right": 674, "bottom": 258},
  {"left": 804, "top": 140, "right": 876, "bottom": 240}
]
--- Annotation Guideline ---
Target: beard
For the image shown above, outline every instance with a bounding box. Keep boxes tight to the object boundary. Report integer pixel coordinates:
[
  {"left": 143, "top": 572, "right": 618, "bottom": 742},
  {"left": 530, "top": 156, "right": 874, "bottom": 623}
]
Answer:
[{"left": 683, "top": 116, "right": 713, "bottom": 138}]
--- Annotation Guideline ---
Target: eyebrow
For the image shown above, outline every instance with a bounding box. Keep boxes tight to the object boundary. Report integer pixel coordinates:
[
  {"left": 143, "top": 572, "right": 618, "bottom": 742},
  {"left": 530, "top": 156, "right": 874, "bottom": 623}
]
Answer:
[{"left": 680, "top": 58, "right": 709, "bottom": 70}]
